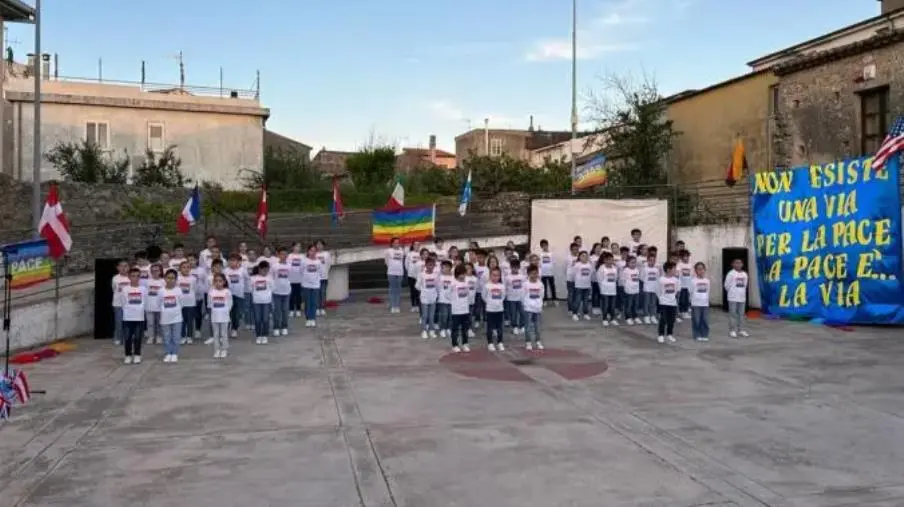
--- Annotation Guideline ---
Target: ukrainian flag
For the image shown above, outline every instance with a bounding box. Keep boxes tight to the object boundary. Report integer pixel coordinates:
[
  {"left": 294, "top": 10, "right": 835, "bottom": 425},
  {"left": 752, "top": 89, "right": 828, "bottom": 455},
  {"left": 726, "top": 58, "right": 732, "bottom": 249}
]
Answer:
[{"left": 371, "top": 205, "right": 436, "bottom": 244}]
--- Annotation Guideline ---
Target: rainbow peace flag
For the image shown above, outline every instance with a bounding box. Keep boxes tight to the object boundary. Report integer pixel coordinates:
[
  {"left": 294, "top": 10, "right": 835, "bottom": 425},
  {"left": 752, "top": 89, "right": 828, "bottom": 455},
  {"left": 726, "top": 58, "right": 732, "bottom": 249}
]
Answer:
[
  {"left": 2, "top": 240, "right": 53, "bottom": 290},
  {"left": 371, "top": 205, "right": 435, "bottom": 244},
  {"left": 572, "top": 153, "right": 608, "bottom": 191}
]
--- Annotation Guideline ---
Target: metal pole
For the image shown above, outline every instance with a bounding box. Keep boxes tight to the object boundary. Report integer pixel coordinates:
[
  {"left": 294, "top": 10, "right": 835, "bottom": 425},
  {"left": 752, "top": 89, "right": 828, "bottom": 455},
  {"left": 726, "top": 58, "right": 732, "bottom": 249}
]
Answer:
[
  {"left": 0, "top": 18, "right": 6, "bottom": 180},
  {"left": 31, "top": 0, "right": 42, "bottom": 238},
  {"left": 219, "top": 66, "right": 223, "bottom": 97},
  {"left": 570, "top": 0, "right": 578, "bottom": 195},
  {"left": 483, "top": 118, "right": 489, "bottom": 155}
]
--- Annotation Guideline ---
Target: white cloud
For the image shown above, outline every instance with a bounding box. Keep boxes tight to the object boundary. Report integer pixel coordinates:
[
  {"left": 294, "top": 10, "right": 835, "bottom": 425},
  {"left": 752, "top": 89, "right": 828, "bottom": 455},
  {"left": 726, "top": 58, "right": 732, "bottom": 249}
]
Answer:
[
  {"left": 595, "top": 12, "right": 648, "bottom": 25},
  {"left": 525, "top": 40, "right": 636, "bottom": 61},
  {"left": 427, "top": 100, "right": 525, "bottom": 129},
  {"left": 428, "top": 100, "right": 466, "bottom": 122}
]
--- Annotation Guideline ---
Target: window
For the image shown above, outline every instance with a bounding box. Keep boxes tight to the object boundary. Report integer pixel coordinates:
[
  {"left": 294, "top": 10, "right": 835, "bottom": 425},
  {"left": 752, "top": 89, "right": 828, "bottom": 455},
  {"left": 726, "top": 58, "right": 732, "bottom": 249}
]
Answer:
[
  {"left": 85, "top": 121, "right": 109, "bottom": 150},
  {"left": 860, "top": 87, "right": 889, "bottom": 156},
  {"left": 489, "top": 137, "right": 504, "bottom": 156},
  {"left": 148, "top": 122, "right": 165, "bottom": 153},
  {"left": 768, "top": 84, "right": 779, "bottom": 116}
]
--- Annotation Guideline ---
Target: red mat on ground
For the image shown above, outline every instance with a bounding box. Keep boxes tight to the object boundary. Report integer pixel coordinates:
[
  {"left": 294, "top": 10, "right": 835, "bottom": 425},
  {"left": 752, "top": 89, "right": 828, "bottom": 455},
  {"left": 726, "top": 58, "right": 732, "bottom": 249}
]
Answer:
[{"left": 367, "top": 296, "right": 384, "bottom": 304}]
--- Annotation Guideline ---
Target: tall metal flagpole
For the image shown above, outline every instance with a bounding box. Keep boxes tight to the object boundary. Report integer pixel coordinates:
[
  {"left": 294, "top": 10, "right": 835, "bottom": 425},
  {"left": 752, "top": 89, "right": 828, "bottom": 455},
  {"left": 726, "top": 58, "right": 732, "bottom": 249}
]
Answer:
[
  {"left": 570, "top": 0, "right": 578, "bottom": 195},
  {"left": 32, "top": 0, "right": 42, "bottom": 237}
]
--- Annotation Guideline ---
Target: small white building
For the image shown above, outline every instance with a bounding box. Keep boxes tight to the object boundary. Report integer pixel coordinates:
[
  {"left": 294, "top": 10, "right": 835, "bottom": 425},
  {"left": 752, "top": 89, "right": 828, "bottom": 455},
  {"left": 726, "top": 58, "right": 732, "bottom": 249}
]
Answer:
[{"left": 527, "top": 132, "right": 608, "bottom": 168}]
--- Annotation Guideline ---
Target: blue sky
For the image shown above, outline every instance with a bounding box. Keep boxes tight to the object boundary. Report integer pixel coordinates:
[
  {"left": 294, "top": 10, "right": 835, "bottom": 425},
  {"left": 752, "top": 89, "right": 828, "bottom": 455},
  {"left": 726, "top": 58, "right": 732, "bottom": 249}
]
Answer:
[{"left": 8, "top": 0, "right": 879, "bottom": 152}]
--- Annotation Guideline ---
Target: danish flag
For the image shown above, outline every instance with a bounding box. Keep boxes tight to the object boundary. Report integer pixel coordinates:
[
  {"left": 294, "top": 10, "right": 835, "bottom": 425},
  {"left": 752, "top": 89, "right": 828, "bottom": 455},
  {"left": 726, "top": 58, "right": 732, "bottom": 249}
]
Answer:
[{"left": 38, "top": 184, "right": 72, "bottom": 258}]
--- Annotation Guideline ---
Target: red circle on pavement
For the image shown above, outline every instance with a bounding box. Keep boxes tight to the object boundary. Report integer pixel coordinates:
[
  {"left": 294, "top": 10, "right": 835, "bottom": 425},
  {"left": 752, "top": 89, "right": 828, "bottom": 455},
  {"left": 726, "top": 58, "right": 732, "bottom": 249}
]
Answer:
[{"left": 439, "top": 347, "right": 608, "bottom": 382}]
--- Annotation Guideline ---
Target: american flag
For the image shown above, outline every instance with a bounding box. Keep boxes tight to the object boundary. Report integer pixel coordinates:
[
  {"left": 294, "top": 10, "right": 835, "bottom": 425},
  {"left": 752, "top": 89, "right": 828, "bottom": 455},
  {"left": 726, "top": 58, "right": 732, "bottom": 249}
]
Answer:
[
  {"left": 12, "top": 370, "right": 30, "bottom": 404},
  {"left": 873, "top": 115, "right": 904, "bottom": 172}
]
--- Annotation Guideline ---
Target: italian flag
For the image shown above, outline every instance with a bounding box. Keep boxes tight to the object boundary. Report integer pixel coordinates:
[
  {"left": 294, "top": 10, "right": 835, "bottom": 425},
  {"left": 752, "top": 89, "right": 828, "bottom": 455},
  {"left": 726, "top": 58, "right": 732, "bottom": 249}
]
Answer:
[{"left": 386, "top": 178, "right": 404, "bottom": 210}]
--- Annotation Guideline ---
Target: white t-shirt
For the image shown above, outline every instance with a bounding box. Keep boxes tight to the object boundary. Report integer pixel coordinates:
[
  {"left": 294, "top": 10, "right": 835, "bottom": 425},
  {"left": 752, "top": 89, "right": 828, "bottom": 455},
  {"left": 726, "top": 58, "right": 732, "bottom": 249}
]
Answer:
[
  {"left": 505, "top": 272, "right": 525, "bottom": 301},
  {"left": 250, "top": 275, "right": 274, "bottom": 304},
  {"left": 692, "top": 277, "right": 710, "bottom": 307},
  {"left": 438, "top": 274, "right": 454, "bottom": 304},
  {"left": 589, "top": 255, "right": 600, "bottom": 282},
  {"left": 137, "top": 264, "right": 151, "bottom": 287},
  {"left": 483, "top": 282, "right": 506, "bottom": 313},
  {"left": 466, "top": 275, "right": 478, "bottom": 305},
  {"left": 177, "top": 274, "right": 196, "bottom": 307},
  {"left": 121, "top": 285, "right": 147, "bottom": 322},
  {"left": 159, "top": 287, "right": 183, "bottom": 325},
  {"left": 677, "top": 262, "right": 693, "bottom": 290},
  {"left": 301, "top": 257, "right": 321, "bottom": 289},
  {"left": 272, "top": 261, "right": 292, "bottom": 296},
  {"left": 596, "top": 265, "right": 618, "bottom": 296},
  {"left": 642, "top": 264, "right": 660, "bottom": 293},
  {"left": 224, "top": 267, "right": 247, "bottom": 297},
  {"left": 417, "top": 270, "right": 440, "bottom": 304},
  {"left": 522, "top": 279, "right": 544, "bottom": 313},
  {"left": 169, "top": 257, "right": 187, "bottom": 272},
  {"left": 658, "top": 276, "right": 679, "bottom": 306},
  {"left": 615, "top": 258, "right": 627, "bottom": 286},
  {"left": 432, "top": 245, "right": 447, "bottom": 260},
  {"left": 473, "top": 265, "right": 488, "bottom": 292},
  {"left": 316, "top": 251, "right": 332, "bottom": 280},
  {"left": 146, "top": 278, "right": 165, "bottom": 312},
  {"left": 628, "top": 240, "right": 641, "bottom": 256},
  {"left": 207, "top": 288, "right": 233, "bottom": 324},
  {"left": 111, "top": 274, "right": 130, "bottom": 307},
  {"left": 573, "top": 262, "right": 594, "bottom": 289},
  {"left": 450, "top": 280, "right": 471, "bottom": 315},
  {"left": 538, "top": 251, "right": 554, "bottom": 277},
  {"left": 565, "top": 254, "right": 578, "bottom": 282},
  {"left": 406, "top": 251, "right": 421, "bottom": 278},
  {"left": 287, "top": 253, "right": 305, "bottom": 284},
  {"left": 385, "top": 248, "right": 406, "bottom": 277},
  {"left": 724, "top": 270, "right": 748, "bottom": 303},
  {"left": 622, "top": 267, "right": 640, "bottom": 294},
  {"left": 191, "top": 267, "right": 207, "bottom": 300}
]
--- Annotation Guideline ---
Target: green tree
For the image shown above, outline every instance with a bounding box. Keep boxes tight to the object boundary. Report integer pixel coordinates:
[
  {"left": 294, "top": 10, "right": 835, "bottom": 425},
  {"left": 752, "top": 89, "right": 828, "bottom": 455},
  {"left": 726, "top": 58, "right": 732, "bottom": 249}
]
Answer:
[
  {"left": 460, "top": 154, "right": 571, "bottom": 195},
  {"left": 587, "top": 73, "right": 680, "bottom": 187},
  {"left": 45, "top": 140, "right": 129, "bottom": 184},
  {"left": 132, "top": 146, "right": 189, "bottom": 187},
  {"left": 345, "top": 146, "right": 396, "bottom": 190},
  {"left": 404, "top": 165, "right": 460, "bottom": 195},
  {"left": 240, "top": 146, "right": 323, "bottom": 190}
]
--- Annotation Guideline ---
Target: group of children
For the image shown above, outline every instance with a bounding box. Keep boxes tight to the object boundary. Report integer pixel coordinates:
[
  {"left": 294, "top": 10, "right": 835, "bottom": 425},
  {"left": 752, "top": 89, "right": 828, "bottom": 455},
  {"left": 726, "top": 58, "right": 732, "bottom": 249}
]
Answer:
[
  {"left": 385, "top": 229, "right": 751, "bottom": 353},
  {"left": 111, "top": 237, "right": 333, "bottom": 364}
]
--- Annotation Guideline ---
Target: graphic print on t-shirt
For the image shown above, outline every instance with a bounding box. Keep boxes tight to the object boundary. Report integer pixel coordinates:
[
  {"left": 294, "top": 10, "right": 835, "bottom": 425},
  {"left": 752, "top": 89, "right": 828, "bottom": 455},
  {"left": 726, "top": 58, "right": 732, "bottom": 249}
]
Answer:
[
  {"left": 511, "top": 279, "right": 522, "bottom": 289},
  {"left": 212, "top": 295, "right": 227, "bottom": 308},
  {"left": 229, "top": 274, "right": 241, "bottom": 285},
  {"left": 663, "top": 281, "right": 676, "bottom": 294},
  {"left": 179, "top": 281, "right": 191, "bottom": 294},
  {"left": 277, "top": 267, "right": 289, "bottom": 279},
  {"left": 695, "top": 281, "right": 708, "bottom": 293},
  {"left": 163, "top": 295, "right": 178, "bottom": 308},
  {"left": 490, "top": 288, "right": 503, "bottom": 299},
  {"left": 255, "top": 280, "right": 268, "bottom": 291},
  {"left": 424, "top": 276, "right": 436, "bottom": 289},
  {"left": 735, "top": 275, "right": 747, "bottom": 288},
  {"left": 127, "top": 290, "right": 142, "bottom": 305},
  {"left": 528, "top": 287, "right": 541, "bottom": 299},
  {"left": 457, "top": 286, "right": 468, "bottom": 297}
]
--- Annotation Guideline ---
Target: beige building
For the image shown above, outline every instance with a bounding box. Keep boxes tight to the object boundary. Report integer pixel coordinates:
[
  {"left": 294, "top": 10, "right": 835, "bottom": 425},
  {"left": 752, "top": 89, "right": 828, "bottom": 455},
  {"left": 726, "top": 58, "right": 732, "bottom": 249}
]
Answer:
[
  {"left": 455, "top": 125, "right": 572, "bottom": 163},
  {"left": 527, "top": 133, "right": 607, "bottom": 168},
  {"left": 2, "top": 65, "right": 269, "bottom": 189}
]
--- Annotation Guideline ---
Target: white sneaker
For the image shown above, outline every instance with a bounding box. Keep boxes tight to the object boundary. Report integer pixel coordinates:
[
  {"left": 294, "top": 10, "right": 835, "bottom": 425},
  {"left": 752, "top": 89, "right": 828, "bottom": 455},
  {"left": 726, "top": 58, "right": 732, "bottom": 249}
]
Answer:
[
  {"left": 410, "top": 307, "right": 419, "bottom": 313},
  {"left": 667, "top": 335, "right": 676, "bottom": 344},
  {"left": 421, "top": 330, "right": 429, "bottom": 340},
  {"left": 281, "top": 329, "right": 288, "bottom": 336},
  {"left": 651, "top": 316, "right": 659, "bottom": 324},
  {"left": 730, "top": 331, "right": 738, "bottom": 338},
  {"left": 171, "top": 355, "right": 178, "bottom": 363},
  {"left": 643, "top": 317, "right": 651, "bottom": 324},
  {"left": 536, "top": 341, "right": 544, "bottom": 350},
  {"left": 633, "top": 319, "right": 641, "bottom": 326},
  {"left": 262, "top": 337, "right": 269, "bottom": 344},
  {"left": 204, "top": 338, "right": 214, "bottom": 345},
  {"left": 429, "top": 330, "right": 438, "bottom": 339},
  {"left": 186, "top": 338, "right": 194, "bottom": 345},
  {"left": 213, "top": 351, "right": 221, "bottom": 359},
  {"left": 739, "top": 330, "right": 749, "bottom": 337},
  {"left": 272, "top": 332, "right": 280, "bottom": 338},
  {"left": 133, "top": 355, "right": 142, "bottom": 364},
  {"left": 163, "top": 354, "right": 171, "bottom": 363},
  {"left": 146, "top": 337, "right": 154, "bottom": 344},
  {"left": 472, "top": 321, "right": 480, "bottom": 329},
  {"left": 488, "top": 343, "right": 497, "bottom": 351},
  {"left": 525, "top": 342, "right": 533, "bottom": 351},
  {"left": 572, "top": 314, "right": 579, "bottom": 321},
  {"left": 497, "top": 343, "right": 505, "bottom": 351},
  {"left": 439, "top": 330, "right": 447, "bottom": 338},
  {"left": 124, "top": 356, "right": 133, "bottom": 364},
  {"left": 591, "top": 308, "right": 601, "bottom": 315},
  {"left": 231, "top": 330, "right": 238, "bottom": 338},
  {"left": 611, "top": 320, "right": 620, "bottom": 326},
  {"left": 467, "top": 329, "right": 475, "bottom": 338},
  {"left": 657, "top": 335, "right": 665, "bottom": 344},
  {"left": 676, "top": 317, "right": 683, "bottom": 323},
  {"left": 221, "top": 350, "right": 228, "bottom": 358},
  {"left": 452, "top": 346, "right": 461, "bottom": 353},
  {"left": 602, "top": 320, "right": 610, "bottom": 327},
  {"left": 255, "top": 337, "right": 262, "bottom": 344},
  {"left": 179, "top": 338, "right": 187, "bottom": 345},
  {"left": 320, "top": 309, "right": 327, "bottom": 316},
  {"left": 583, "top": 314, "right": 591, "bottom": 321},
  {"left": 310, "top": 320, "right": 317, "bottom": 328},
  {"left": 625, "top": 318, "right": 634, "bottom": 325},
  {"left": 114, "top": 340, "right": 122, "bottom": 346},
  {"left": 462, "top": 344, "right": 471, "bottom": 352},
  {"left": 696, "top": 337, "right": 709, "bottom": 342},
  {"left": 246, "top": 325, "right": 254, "bottom": 330}
]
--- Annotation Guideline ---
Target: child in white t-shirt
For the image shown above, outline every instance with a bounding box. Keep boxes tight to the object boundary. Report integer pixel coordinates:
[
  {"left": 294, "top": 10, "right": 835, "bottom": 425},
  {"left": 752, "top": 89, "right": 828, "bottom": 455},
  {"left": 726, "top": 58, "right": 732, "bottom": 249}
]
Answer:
[
  {"left": 111, "top": 260, "right": 130, "bottom": 345},
  {"left": 250, "top": 261, "right": 274, "bottom": 344},
  {"left": 465, "top": 263, "right": 479, "bottom": 337},
  {"left": 656, "top": 261, "right": 679, "bottom": 344},
  {"left": 288, "top": 243, "right": 305, "bottom": 318},
  {"left": 437, "top": 261, "right": 455, "bottom": 338},
  {"left": 641, "top": 251, "right": 660, "bottom": 325},
  {"left": 449, "top": 265, "right": 472, "bottom": 353},
  {"left": 301, "top": 244, "right": 323, "bottom": 327},
  {"left": 315, "top": 240, "right": 332, "bottom": 316},
  {"left": 676, "top": 250, "right": 693, "bottom": 319},
  {"left": 208, "top": 273, "right": 233, "bottom": 358},
  {"left": 571, "top": 251, "right": 594, "bottom": 321},
  {"left": 596, "top": 252, "right": 619, "bottom": 326},
  {"left": 522, "top": 265, "right": 545, "bottom": 350},
  {"left": 621, "top": 256, "right": 641, "bottom": 324},
  {"left": 416, "top": 257, "right": 440, "bottom": 339},
  {"left": 159, "top": 269, "right": 184, "bottom": 363},
  {"left": 565, "top": 242, "right": 580, "bottom": 316},
  {"left": 144, "top": 264, "right": 165, "bottom": 345},
  {"left": 271, "top": 248, "right": 292, "bottom": 337},
  {"left": 723, "top": 258, "right": 749, "bottom": 338},
  {"left": 538, "top": 239, "right": 557, "bottom": 306},
  {"left": 121, "top": 267, "right": 147, "bottom": 364},
  {"left": 385, "top": 238, "right": 406, "bottom": 314},
  {"left": 189, "top": 254, "right": 206, "bottom": 340},
  {"left": 177, "top": 262, "right": 197, "bottom": 344},
  {"left": 482, "top": 267, "right": 506, "bottom": 350},
  {"left": 224, "top": 255, "right": 247, "bottom": 338},
  {"left": 691, "top": 262, "right": 711, "bottom": 342},
  {"left": 505, "top": 259, "right": 526, "bottom": 334}
]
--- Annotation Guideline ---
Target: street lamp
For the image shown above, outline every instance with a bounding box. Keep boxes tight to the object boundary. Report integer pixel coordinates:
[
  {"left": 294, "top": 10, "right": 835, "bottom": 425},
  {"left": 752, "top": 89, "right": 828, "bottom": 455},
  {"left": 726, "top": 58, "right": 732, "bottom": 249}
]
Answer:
[{"left": 570, "top": 0, "right": 578, "bottom": 195}]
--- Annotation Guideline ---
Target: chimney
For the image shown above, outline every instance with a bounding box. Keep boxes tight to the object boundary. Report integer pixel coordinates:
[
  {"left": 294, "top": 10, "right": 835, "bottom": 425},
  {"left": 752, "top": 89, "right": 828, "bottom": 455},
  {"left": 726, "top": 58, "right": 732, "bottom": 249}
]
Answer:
[
  {"left": 881, "top": 0, "right": 904, "bottom": 14},
  {"left": 529, "top": 115, "right": 534, "bottom": 132},
  {"left": 428, "top": 135, "right": 437, "bottom": 163}
]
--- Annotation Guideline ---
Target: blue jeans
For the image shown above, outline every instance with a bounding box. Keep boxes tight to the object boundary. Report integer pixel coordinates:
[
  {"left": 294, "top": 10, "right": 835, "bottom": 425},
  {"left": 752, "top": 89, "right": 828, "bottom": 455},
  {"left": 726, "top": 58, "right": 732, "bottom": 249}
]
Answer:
[
  {"left": 574, "top": 288, "right": 591, "bottom": 315},
  {"left": 436, "top": 303, "right": 451, "bottom": 330},
  {"left": 161, "top": 323, "right": 180, "bottom": 355},
  {"left": 388, "top": 275, "right": 403, "bottom": 309},
  {"left": 591, "top": 284, "right": 601, "bottom": 309},
  {"left": 290, "top": 283, "right": 303, "bottom": 312},
  {"left": 112, "top": 306, "right": 123, "bottom": 342},
  {"left": 230, "top": 296, "right": 246, "bottom": 331},
  {"left": 181, "top": 306, "right": 196, "bottom": 338},
  {"left": 692, "top": 306, "right": 709, "bottom": 338},
  {"left": 524, "top": 311, "right": 541, "bottom": 343},
  {"left": 244, "top": 292, "right": 254, "bottom": 325},
  {"left": 644, "top": 292, "right": 658, "bottom": 317},
  {"left": 506, "top": 301, "right": 523, "bottom": 328},
  {"left": 472, "top": 294, "right": 484, "bottom": 323},
  {"left": 420, "top": 303, "right": 437, "bottom": 330},
  {"left": 566, "top": 281, "right": 575, "bottom": 312},
  {"left": 253, "top": 303, "right": 272, "bottom": 337},
  {"left": 319, "top": 280, "right": 329, "bottom": 309},
  {"left": 678, "top": 288, "right": 691, "bottom": 314},
  {"left": 624, "top": 293, "right": 639, "bottom": 319},
  {"left": 272, "top": 294, "right": 289, "bottom": 330},
  {"left": 303, "top": 287, "right": 320, "bottom": 320},
  {"left": 450, "top": 314, "right": 471, "bottom": 346},
  {"left": 600, "top": 294, "right": 617, "bottom": 320}
]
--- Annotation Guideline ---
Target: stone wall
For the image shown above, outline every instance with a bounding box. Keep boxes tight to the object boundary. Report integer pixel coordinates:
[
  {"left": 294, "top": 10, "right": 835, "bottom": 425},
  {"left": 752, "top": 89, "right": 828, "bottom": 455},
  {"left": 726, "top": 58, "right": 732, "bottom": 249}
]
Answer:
[
  {"left": 774, "top": 36, "right": 904, "bottom": 167},
  {"left": 470, "top": 192, "right": 531, "bottom": 231}
]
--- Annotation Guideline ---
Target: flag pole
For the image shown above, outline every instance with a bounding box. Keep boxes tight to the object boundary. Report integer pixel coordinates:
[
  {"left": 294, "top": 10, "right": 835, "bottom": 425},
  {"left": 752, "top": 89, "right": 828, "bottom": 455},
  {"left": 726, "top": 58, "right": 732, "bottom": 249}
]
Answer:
[{"left": 431, "top": 203, "right": 437, "bottom": 239}]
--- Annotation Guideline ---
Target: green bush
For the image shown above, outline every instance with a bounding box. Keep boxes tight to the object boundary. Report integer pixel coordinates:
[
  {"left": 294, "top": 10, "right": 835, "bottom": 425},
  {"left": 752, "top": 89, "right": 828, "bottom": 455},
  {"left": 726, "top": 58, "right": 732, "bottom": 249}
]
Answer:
[{"left": 212, "top": 187, "right": 442, "bottom": 213}]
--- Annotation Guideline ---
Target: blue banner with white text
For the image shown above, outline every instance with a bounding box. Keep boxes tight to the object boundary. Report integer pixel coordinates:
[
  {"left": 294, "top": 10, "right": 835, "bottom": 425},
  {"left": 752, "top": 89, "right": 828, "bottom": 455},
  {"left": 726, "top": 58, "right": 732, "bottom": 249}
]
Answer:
[{"left": 751, "top": 155, "right": 904, "bottom": 324}]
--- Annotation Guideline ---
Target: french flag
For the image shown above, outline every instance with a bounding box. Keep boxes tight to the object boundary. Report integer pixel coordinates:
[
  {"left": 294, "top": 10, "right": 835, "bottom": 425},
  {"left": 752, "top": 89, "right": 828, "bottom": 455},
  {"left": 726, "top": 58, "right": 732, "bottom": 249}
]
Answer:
[{"left": 177, "top": 186, "right": 201, "bottom": 234}]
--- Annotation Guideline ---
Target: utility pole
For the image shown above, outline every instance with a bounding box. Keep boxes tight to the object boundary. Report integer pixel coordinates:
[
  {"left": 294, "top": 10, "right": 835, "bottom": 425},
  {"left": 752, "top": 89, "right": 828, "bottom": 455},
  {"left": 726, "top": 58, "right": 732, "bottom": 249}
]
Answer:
[
  {"left": 31, "top": 0, "right": 42, "bottom": 237},
  {"left": 570, "top": 0, "right": 578, "bottom": 195}
]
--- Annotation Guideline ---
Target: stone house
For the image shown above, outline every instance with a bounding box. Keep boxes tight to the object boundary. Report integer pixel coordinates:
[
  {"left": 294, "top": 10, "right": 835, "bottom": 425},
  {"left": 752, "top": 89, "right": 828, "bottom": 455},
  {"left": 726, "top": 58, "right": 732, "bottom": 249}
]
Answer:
[
  {"left": 455, "top": 126, "right": 572, "bottom": 164},
  {"left": 395, "top": 148, "right": 457, "bottom": 172},
  {"left": 263, "top": 129, "right": 312, "bottom": 162},
  {"left": 2, "top": 66, "right": 269, "bottom": 189},
  {"left": 312, "top": 148, "right": 355, "bottom": 178}
]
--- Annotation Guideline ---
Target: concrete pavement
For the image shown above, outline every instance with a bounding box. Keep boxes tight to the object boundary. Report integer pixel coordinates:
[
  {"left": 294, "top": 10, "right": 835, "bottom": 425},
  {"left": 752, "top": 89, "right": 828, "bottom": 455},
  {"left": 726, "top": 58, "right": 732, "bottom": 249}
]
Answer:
[{"left": 2, "top": 300, "right": 904, "bottom": 506}]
